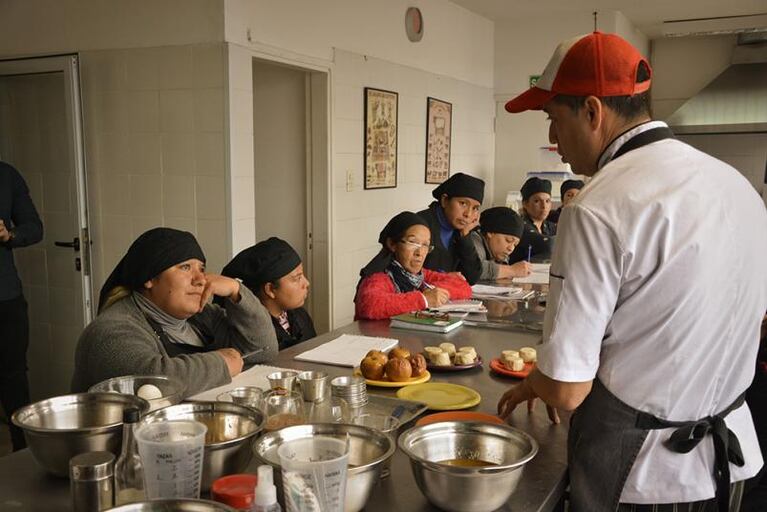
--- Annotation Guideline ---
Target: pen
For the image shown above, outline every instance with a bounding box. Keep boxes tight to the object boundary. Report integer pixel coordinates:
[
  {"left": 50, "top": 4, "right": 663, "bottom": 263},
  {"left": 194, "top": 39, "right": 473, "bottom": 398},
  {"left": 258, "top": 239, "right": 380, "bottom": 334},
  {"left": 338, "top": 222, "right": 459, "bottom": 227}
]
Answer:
[
  {"left": 527, "top": 245, "right": 532, "bottom": 262},
  {"left": 240, "top": 347, "right": 266, "bottom": 360},
  {"left": 423, "top": 282, "right": 435, "bottom": 290}
]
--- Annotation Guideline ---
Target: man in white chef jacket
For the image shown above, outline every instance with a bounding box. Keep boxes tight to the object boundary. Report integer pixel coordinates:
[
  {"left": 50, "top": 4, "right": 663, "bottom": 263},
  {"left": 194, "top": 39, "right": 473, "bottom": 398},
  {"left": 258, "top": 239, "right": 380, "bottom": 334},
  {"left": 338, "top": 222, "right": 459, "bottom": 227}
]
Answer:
[{"left": 497, "top": 31, "right": 767, "bottom": 512}]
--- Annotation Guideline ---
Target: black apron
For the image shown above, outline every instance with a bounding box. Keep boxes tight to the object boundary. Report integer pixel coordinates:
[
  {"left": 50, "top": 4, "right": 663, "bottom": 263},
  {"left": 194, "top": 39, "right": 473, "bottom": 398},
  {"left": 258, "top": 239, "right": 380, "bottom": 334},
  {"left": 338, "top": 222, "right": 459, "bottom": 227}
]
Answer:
[
  {"left": 568, "top": 126, "right": 746, "bottom": 512},
  {"left": 142, "top": 312, "right": 210, "bottom": 357}
]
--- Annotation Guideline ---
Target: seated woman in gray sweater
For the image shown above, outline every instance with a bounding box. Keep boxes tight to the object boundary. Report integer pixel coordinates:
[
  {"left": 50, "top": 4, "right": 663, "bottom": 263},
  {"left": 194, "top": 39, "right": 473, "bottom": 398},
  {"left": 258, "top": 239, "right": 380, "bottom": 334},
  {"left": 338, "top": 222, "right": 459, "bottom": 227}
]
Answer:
[
  {"left": 470, "top": 207, "right": 532, "bottom": 280},
  {"left": 71, "top": 227, "right": 278, "bottom": 397}
]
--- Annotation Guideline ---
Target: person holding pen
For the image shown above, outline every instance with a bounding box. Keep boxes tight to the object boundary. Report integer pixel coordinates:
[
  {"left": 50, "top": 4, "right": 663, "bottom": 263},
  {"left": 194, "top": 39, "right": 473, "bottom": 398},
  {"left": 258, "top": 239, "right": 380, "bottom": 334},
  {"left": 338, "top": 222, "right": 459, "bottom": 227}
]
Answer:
[
  {"left": 469, "top": 206, "right": 533, "bottom": 280},
  {"left": 355, "top": 212, "right": 472, "bottom": 320},
  {"left": 508, "top": 177, "right": 557, "bottom": 263}
]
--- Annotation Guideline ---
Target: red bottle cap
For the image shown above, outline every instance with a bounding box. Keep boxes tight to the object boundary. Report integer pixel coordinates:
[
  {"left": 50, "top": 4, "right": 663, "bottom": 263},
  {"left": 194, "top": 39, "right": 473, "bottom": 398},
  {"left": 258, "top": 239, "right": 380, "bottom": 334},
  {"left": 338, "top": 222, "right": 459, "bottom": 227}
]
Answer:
[{"left": 211, "top": 474, "right": 258, "bottom": 510}]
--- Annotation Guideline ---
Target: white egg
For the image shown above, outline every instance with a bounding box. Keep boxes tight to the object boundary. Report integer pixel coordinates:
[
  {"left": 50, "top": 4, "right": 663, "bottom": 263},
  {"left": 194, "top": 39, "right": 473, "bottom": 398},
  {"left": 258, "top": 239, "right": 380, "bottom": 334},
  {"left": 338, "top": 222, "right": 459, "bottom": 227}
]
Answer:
[{"left": 136, "top": 383, "right": 163, "bottom": 400}]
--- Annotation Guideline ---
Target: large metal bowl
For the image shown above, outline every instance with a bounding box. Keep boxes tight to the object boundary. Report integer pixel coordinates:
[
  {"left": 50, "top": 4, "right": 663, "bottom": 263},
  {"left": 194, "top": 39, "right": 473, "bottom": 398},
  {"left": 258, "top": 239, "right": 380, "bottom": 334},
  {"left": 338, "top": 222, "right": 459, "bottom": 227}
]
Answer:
[
  {"left": 89, "top": 375, "right": 185, "bottom": 411},
  {"left": 106, "top": 499, "right": 237, "bottom": 511},
  {"left": 11, "top": 393, "right": 149, "bottom": 477},
  {"left": 398, "top": 421, "right": 538, "bottom": 512},
  {"left": 142, "top": 401, "right": 265, "bottom": 491},
  {"left": 253, "top": 423, "right": 395, "bottom": 512}
]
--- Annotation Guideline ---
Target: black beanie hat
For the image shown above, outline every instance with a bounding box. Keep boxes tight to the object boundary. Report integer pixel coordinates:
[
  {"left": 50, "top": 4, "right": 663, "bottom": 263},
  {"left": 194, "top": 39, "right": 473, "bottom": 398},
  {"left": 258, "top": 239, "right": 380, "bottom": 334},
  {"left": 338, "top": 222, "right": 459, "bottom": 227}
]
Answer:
[
  {"left": 431, "top": 172, "right": 485, "bottom": 204},
  {"left": 222, "top": 237, "right": 302, "bottom": 291},
  {"left": 378, "top": 211, "right": 429, "bottom": 245},
  {"left": 520, "top": 177, "right": 552, "bottom": 201},
  {"left": 560, "top": 179, "right": 585, "bottom": 198},
  {"left": 479, "top": 207, "right": 525, "bottom": 238}
]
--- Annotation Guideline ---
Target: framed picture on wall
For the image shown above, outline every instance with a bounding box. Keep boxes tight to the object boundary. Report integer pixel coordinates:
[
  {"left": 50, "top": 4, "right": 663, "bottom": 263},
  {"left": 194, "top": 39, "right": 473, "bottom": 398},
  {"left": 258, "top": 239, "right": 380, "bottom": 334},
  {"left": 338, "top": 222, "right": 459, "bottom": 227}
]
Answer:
[
  {"left": 364, "top": 87, "right": 398, "bottom": 189},
  {"left": 425, "top": 97, "right": 452, "bottom": 184}
]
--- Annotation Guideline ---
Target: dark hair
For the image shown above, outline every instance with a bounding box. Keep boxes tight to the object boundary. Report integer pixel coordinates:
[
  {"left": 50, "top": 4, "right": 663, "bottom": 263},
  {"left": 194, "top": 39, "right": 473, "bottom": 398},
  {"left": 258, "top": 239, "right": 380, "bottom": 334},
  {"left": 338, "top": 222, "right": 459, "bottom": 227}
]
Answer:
[{"left": 552, "top": 61, "right": 652, "bottom": 120}]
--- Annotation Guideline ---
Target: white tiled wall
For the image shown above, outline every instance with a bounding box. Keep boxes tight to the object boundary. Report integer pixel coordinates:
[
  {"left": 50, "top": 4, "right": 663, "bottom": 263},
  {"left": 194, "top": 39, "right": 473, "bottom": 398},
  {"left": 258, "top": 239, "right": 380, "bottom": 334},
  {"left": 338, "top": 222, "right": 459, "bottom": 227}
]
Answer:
[
  {"left": 80, "top": 43, "right": 228, "bottom": 289},
  {"left": 331, "top": 49, "right": 495, "bottom": 326}
]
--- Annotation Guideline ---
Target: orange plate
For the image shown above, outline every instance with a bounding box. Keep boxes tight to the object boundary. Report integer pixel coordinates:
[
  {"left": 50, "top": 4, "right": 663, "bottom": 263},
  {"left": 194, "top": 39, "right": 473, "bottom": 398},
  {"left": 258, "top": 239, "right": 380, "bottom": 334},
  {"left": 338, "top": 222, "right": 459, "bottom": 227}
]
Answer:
[
  {"left": 416, "top": 411, "right": 505, "bottom": 426},
  {"left": 489, "top": 358, "right": 534, "bottom": 378}
]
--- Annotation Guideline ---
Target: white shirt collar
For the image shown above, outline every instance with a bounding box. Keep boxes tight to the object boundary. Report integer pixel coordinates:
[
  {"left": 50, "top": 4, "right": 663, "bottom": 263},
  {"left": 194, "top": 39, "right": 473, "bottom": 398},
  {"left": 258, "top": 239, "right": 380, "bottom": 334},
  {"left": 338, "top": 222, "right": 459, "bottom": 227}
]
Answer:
[{"left": 597, "top": 120, "right": 669, "bottom": 171}]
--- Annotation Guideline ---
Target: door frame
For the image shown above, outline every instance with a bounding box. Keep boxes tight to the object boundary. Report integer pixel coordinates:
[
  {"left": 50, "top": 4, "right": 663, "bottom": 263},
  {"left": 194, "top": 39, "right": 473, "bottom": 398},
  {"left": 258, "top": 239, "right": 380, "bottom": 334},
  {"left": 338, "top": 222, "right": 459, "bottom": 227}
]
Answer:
[{"left": 0, "top": 54, "right": 95, "bottom": 324}]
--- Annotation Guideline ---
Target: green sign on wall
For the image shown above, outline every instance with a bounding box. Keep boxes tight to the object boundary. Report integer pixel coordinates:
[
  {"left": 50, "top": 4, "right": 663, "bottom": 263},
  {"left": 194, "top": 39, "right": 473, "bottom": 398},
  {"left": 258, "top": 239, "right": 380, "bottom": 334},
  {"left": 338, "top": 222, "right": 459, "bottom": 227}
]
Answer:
[{"left": 529, "top": 75, "right": 541, "bottom": 88}]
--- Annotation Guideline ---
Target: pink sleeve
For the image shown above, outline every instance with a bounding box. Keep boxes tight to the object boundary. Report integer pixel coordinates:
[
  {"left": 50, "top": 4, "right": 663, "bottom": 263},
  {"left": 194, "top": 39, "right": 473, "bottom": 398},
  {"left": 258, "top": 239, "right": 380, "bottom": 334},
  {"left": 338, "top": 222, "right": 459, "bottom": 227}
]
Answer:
[
  {"left": 354, "top": 273, "right": 429, "bottom": 320},
  {"left": 423, "top": 269, "right": 473, "bottom": 300}
]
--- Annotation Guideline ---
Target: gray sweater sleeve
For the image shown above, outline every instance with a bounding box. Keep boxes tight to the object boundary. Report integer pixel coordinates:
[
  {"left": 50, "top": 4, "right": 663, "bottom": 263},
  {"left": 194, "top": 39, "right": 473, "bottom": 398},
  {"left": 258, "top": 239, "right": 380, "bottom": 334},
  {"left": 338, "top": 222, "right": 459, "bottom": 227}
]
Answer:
[{"left": 470, "top": 231, "right": 499, "bottom": 281}]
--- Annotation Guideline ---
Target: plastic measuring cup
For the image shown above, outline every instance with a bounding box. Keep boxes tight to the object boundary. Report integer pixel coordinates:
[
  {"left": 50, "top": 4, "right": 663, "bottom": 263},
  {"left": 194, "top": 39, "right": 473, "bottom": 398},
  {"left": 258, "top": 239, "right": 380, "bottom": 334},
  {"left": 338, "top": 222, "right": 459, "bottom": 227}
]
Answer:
[
  {"left": 278, "top": 436, "right": 349, "bottom": 512},
  {"left": 135, "top": 420, "right": 207, "bottom": 499}
]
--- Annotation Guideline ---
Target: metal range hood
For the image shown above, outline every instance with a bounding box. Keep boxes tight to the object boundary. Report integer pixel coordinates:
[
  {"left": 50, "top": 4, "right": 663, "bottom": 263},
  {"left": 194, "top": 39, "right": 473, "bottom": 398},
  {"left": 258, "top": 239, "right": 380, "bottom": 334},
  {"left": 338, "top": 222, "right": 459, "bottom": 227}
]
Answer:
[{"left": 666, "top": 34, "right": 767, "bottom": 134}]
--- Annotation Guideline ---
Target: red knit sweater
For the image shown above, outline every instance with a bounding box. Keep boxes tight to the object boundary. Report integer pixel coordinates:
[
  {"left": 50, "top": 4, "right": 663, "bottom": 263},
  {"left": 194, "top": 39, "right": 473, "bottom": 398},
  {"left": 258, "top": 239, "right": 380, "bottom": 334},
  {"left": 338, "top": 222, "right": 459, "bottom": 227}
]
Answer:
[{"left": 354, "top": 269, "right": 473, "bottom": 320}]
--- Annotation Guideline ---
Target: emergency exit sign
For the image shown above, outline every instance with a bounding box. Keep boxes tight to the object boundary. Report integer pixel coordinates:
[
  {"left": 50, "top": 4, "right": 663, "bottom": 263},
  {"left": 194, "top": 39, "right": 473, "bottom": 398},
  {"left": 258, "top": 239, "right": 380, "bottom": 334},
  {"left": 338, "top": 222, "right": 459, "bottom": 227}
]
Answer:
[{"left": 529, "top": 75, "right": 541, "bottom": 87}]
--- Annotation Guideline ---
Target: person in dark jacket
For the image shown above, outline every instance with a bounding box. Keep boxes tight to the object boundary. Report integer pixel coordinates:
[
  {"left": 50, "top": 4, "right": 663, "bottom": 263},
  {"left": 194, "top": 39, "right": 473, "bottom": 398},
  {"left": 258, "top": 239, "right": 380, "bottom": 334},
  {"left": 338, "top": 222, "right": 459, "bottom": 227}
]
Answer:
[
  {"left": 0, "top": 161, "right": 43, "bottom": 451},
  {"left": 548, "top": 179, "right": 584, "bottom": 224},
  {"left": 509, "top": 177, "right": 557, "bottom": 263},
  {"left": 470, "top": 207, "right": 532, "bottom": 280},
  {"left": 222, "top": 238, "right": 315, "bottom": 350},
  {"left": 417, "top": 172, "right": 485, "bottom": 284}
]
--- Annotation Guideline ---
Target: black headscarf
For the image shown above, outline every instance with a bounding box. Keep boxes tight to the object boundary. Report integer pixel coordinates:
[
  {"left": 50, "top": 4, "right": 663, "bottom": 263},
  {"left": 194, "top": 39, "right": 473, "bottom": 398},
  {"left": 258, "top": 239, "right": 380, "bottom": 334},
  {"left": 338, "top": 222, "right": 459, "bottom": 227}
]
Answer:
[
  {"left": 480, "top": 207, "right": 524, "bottom": 238},
  {"left": 431, "top": 172, "right": 485, "bottom": 204},
  {"left": 520, "top": 177, "right": 552, "bottom": 201},
  {"left": 98, "top": 227, "right": 205, "bottom": 311},
  {"left": 560, "top": 179, "right": 585, "bottom": 198},
  {"left": 221, "top": 237, "right": 301, "bottom": 292},
  {"left": 359, "top": 212, "right": 429, "bottom": 279}
]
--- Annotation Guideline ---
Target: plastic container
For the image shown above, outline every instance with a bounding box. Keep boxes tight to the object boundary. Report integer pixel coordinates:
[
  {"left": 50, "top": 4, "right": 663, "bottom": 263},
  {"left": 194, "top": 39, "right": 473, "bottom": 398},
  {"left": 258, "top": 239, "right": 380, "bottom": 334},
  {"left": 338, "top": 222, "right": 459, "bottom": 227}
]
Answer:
[
  {"left": 211, "top": 473, "right": 258, "bottom": 511},
  {"left": 253, "top": 465, "right": 281, "bottom": 512},
  {"left": 114, "top": 407, "right": 146, "bottom": 505},
  {"left": 135, "top": 420, "right": 207, "bottom": 499},
  {"left": 277, "top": 436, "right": 349, "bottom": 512}
]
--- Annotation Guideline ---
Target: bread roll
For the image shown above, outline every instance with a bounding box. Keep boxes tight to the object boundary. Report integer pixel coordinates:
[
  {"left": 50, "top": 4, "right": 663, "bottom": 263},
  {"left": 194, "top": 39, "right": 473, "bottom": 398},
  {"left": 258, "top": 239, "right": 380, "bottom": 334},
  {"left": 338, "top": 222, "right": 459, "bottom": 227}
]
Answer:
[
  {"left": 432, "top": 351, "right": 451, "bottom": 366},
  {"left": 457, "top": 346, "right": 477, "bottom": 360},
  {"left": 501, "top": 350, "right": 519, "bottom": 360},
  {"left": 439, "top": 343, "right": 456, "bottom": 357},
  {"left": 504, "top": 356, "right": 525, "bottom": 372},
  {"left": 519, "top": 347, "right": 537, "bottom": 363},
  {"left": 424, "top": 346, "right": 442, "bottom": 357},
  {"left": 389, "top": 347, "right": 411, "bottom": 360},
  {"left": 385, "top": 357, "right": 413, "bottom": 381},
  {"left": 426, "top": 349, "right": 445, "bottom": 364},
  {"left": 360, "top": 356, "right": 386, "bottom": 380},
  {"left": 409, "top": 354, "right": 427, "bottom": 377},
  {"left": 366, "top": 350, "right": 388, "bottom": 365},
  {"left": 454, "top": 352, "right": 476, "bottom": 365}
]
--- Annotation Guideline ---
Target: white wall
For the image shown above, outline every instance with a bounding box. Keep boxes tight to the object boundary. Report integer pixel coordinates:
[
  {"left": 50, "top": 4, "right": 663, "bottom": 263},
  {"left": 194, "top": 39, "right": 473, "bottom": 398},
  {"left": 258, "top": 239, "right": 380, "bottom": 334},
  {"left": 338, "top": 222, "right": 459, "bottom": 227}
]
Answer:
[{"left": 492, "top": 12, "right": 648, "bottom": 207}]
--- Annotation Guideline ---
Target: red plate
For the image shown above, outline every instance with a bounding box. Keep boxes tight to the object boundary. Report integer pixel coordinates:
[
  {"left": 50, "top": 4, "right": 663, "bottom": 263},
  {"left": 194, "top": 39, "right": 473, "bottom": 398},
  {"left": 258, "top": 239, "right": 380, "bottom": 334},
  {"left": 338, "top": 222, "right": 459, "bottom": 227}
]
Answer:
[
  {"left": 489, "top": 358, "right": 534, "bottom": 378},
  {"left": 425, "top": 355, "right": 483, "bottom": 372},
  {"left": 416, "top": 411, "right": 505, "bottom": 426}
]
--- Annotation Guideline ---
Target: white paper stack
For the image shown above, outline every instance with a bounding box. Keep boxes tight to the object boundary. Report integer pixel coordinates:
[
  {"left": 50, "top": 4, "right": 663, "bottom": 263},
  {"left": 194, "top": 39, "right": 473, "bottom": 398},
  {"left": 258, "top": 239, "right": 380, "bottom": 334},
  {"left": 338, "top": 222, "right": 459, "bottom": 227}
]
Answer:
[
  {"left": 429, "top": 299, "right": 487, "bottom": 313},
  {"left": 471, "top": 284, "right": 533, "bottom": 300},
  {"left": 513, "top": 263, "right": 551, "bottom": 284},
  {"left": 293, "top": 334, "right": 399, "bottom": 367}
]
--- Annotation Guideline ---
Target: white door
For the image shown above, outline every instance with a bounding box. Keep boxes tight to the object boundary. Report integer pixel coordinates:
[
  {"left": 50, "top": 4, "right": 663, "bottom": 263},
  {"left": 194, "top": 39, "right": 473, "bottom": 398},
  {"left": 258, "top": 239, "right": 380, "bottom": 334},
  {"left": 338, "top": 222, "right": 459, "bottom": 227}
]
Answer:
[{"left": 0, "top": 55, "right": 93, "bottom": 400}]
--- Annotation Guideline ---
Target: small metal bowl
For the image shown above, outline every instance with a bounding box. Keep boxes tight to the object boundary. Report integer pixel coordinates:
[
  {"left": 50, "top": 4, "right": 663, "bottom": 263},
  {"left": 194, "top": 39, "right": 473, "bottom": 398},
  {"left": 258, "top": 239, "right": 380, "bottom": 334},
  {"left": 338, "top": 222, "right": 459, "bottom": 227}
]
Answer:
[
  {"left": 11, "top": 392, "right": 149, "bottom": 477},
  {"left": 253, "top": 423, "right": 395, "bottom": 512},
  {"left": 107, "top": 499, "right": 237, "bottom": 511},
  {"left": 89, "top": 375, "right": 184, "bottom": 411},
  {"left": 142, "top": 401, "right": 265, "bottom": 491},
  {"left": 398, "top": 421, "right": 538, "bottom": 512}
]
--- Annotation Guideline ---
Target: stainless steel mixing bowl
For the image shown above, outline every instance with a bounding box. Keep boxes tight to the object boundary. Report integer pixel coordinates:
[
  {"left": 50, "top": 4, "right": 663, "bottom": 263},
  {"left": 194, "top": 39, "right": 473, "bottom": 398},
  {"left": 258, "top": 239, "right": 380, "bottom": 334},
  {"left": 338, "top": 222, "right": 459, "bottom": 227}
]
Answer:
[
  {"left": 142, "top": 401, "right": 265, "bottom": 491},
  {"left": 11, "top": 392, "right": 149, "bottom": 477},
  {"left": 398, "top": 421, "right": 539, "bottom": 512},
  {"left": 89, "top": 374, "right": 185, "bottom": 411},
  {"left": 252, "top": 423, "right": 395, "bottom": 512},
  {"left": 106, "top": 499, "right": 237, "bottom": 511}
]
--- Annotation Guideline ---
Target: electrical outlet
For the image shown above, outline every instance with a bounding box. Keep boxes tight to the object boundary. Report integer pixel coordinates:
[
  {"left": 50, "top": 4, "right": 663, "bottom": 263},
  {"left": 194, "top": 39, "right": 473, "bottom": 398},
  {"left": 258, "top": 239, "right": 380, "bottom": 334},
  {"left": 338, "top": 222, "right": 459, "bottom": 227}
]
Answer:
[{"left": 346, "top": 170, "right": 354, "bottom": 192}]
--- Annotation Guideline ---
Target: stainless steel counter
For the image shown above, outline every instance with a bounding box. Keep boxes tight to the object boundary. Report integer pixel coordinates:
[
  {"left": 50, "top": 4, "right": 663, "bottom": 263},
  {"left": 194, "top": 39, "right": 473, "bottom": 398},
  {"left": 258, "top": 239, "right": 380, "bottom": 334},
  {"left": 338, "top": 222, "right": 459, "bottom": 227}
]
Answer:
[{"left": 0, "top": 320, "right": 568, "bottom": 512}]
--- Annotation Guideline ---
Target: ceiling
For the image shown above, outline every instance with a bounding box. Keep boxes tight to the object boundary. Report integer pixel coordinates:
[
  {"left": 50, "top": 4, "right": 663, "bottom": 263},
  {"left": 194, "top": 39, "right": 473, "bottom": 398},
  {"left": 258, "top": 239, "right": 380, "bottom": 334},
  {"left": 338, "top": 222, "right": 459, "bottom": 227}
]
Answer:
[{"left": 448, "top": 0, "right": 767, "bottom": 38}]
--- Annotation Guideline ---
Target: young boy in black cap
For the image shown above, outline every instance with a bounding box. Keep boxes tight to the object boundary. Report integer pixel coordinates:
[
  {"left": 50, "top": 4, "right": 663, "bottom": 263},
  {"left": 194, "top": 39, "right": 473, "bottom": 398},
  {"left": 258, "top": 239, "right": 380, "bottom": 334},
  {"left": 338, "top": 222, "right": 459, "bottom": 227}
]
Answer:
[
  {"left": 470, "top": 207, "right": 532, "bottom": 280},
  {"left": 417, "top": 172, "right": 485, "bottom": 284},
  {"left": 222, "top": 238, "right": 316, "bottom": 350},
  {"left": 548, "top": 179, "right": 585, "bottom": 224}
]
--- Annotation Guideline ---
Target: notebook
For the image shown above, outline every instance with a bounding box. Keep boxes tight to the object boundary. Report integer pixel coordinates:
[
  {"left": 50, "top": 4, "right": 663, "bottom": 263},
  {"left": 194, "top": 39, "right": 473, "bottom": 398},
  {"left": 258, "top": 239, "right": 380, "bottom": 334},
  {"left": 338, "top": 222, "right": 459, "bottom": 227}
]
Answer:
[
  {"left": 471, "top": 284, "right": 533, "bottom": 300},
  {"left": 390, "top": 313, "right": 464, "bottom": 333},
  {"left": 429, "top": 299, "right": 487, "bottom": 313},
  {"left": 293, "top": 334, "right": 399, "bottom": 367}
]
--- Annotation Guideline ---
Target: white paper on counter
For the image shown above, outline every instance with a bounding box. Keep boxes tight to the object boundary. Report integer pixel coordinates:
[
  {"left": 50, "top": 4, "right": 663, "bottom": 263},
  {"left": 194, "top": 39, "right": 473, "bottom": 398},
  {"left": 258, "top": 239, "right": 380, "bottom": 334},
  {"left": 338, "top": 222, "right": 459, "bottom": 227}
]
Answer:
[
  {"left": 190, "top": 364, "right": 293, "bottom": 401},
  {"left": 293, "top": 334, "right": 399, "bottom": 367}
]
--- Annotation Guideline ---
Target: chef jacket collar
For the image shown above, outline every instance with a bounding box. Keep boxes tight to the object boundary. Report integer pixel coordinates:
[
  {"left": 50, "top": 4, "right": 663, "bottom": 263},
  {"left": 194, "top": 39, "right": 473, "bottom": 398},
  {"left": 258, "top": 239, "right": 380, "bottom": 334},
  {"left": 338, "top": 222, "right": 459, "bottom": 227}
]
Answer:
[{"left": 597, "top": 120, "right": 668, "bottom": 171}]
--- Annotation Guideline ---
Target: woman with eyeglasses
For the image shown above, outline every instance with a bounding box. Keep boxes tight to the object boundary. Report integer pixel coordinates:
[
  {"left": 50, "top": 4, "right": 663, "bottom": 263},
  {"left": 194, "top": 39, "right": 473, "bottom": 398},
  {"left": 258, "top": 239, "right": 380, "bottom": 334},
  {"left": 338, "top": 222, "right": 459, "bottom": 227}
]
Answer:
[
  {"left": 354, "top": 212, "right": 472, "bottom": 320},
  {"left": 416, "top": 172, "right": 485, "bottom": 284}
]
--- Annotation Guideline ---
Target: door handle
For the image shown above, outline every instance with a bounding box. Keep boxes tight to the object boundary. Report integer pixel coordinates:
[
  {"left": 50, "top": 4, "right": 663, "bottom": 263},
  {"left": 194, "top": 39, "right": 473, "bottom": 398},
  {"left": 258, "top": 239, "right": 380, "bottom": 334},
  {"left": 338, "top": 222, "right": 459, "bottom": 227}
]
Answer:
[{"left": 54, "top": 237, "right": 80, "bottom": 251}]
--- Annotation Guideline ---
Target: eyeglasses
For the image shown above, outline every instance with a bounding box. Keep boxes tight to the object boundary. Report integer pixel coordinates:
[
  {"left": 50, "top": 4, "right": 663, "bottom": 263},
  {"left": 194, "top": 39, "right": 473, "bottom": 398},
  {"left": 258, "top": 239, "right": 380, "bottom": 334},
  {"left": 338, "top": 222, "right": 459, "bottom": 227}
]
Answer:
[{"left": 399, "top": 239, "right": 434, "bottom": 253}]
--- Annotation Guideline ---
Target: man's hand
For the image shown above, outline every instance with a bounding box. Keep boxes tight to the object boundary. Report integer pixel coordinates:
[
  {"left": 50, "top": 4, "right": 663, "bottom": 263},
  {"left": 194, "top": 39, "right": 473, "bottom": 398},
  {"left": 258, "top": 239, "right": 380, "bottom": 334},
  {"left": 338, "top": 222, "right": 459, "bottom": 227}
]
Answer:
[
  {"left": 199, "top": 274, "right": 241, "bottom": 311},
  {"left": 0, "top": 220, "right": 10, "bottom": 243},
  {"left": 423, "top": 287, "right": 450, "bottom": 308},
  {"left": 497, "top": 378, "right": 561, "bottom": 424},
  {"left": 216, "top": 348, "right": 244, "bottom": 377}
]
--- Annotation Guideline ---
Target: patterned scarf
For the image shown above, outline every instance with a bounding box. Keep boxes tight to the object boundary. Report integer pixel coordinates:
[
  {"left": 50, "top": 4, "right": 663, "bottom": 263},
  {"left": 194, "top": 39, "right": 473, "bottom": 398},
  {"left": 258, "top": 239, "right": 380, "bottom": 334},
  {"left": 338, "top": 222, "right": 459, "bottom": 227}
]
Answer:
[{"left": 386, "top": 259, "right": 426, "bottom": 293}]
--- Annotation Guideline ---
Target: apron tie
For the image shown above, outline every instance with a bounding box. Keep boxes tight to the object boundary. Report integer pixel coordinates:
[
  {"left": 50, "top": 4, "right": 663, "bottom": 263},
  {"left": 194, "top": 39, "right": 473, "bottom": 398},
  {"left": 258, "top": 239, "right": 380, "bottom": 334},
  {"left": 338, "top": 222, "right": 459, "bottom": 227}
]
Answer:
[{"left": 635, "top": 393, "right": 746, "bottom": 512}]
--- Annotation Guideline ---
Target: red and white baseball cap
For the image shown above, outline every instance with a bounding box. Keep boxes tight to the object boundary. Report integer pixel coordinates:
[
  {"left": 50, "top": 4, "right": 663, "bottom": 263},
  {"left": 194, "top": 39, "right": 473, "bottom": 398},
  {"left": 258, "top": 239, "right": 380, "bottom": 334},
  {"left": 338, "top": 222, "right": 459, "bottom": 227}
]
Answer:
[{"left": 505, "top": 31, "right": 651, "bottom": 113}]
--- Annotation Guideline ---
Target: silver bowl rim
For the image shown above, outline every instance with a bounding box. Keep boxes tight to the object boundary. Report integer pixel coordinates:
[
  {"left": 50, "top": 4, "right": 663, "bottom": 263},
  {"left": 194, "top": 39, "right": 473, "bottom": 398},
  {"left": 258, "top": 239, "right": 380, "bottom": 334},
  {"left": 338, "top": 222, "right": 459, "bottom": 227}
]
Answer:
[
  {"left": 88, "top": 374, "right": 186, "bottom": 400},
  {"left": 142, "top": 400, "right": 265, "bottom": 449},
  {"left": 10, "top": 392, "right": 150, "bottom": 434},
  {"left": 398, "top": 420, "right": 539, "bottom": 474},
  {"left": 252, "top": 422, "right": 396, "bottom": 474},
  {"left": 106, "top": 498, "right": 238, "bottom": 511}
]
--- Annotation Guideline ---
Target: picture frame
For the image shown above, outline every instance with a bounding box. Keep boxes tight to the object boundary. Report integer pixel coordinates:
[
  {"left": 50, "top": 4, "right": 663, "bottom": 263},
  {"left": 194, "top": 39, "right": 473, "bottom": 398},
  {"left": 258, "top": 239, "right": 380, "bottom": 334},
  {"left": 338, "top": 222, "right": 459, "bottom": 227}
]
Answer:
[
  {"left": 425, "top": 97, "right": 452, "bottom": 184},
  {"left": 364, "top": 87, "right": 398, "bottom": 189}
]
